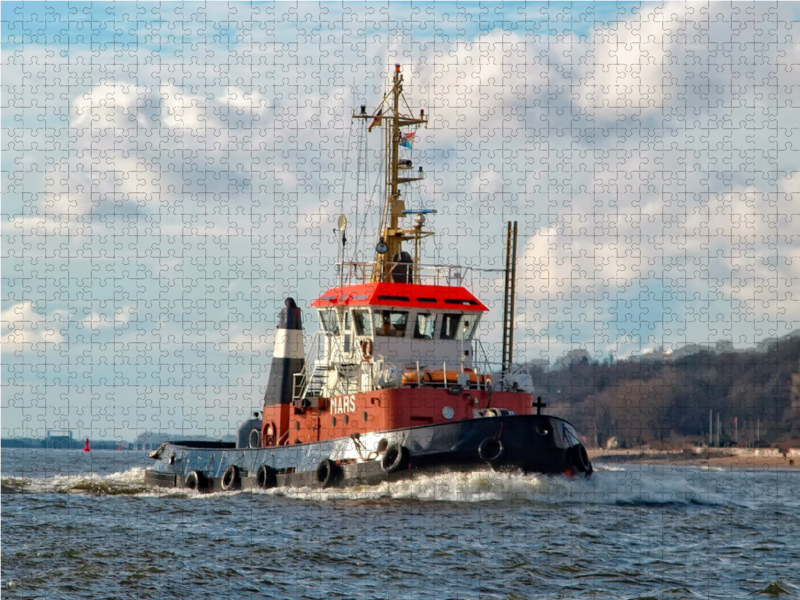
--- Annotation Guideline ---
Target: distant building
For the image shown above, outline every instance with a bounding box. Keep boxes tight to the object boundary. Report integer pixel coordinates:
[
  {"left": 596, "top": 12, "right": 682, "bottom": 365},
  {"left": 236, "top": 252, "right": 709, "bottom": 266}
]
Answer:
[{"left": 45, "top": 430, "right": 80, "bottom": 450}]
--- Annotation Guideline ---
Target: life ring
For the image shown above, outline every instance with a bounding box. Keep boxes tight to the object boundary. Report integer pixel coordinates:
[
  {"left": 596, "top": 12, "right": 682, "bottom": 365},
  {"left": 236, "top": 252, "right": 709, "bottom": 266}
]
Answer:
[
  {"left": 221, "top": 465, "right": 240, "bottom": 491},
  {"left": 249, "top": 429, "right": 261, "bottom": 449},
  {"left": 478, "top": 438, "right": 505, "bottom": 463},
  {"left": 571, "top": 444, "right": 591, "bottom": 473},
  {"left": 184, "top": 470, "right": 207, "bottom": 492},
  {"left": 361, "top": 340, "right": 373, "bottom": 360},
  {"left": 256, "top": 464, "right": 277, "bottom": 489},
  {"left": 316, "top": 459, "right": 338, "bottom": 488},
  {"left": 380, "top": 443, "right": 408, "bottom": 473},
  {"left": 262, "top": 422, "right": 276, "bottom": 447}
]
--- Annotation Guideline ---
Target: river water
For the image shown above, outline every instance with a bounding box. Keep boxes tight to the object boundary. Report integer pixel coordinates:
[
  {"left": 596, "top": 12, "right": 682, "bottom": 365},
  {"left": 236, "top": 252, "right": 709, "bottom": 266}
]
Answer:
[{"left": 2, "top": 449, "right": 798, "bottom": 599}]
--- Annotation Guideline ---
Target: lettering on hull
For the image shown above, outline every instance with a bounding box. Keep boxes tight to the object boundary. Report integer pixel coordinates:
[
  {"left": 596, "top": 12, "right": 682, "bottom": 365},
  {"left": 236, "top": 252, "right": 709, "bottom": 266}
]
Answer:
[{"left": 330, "top": 395, "right": 356, "bottom": 414}]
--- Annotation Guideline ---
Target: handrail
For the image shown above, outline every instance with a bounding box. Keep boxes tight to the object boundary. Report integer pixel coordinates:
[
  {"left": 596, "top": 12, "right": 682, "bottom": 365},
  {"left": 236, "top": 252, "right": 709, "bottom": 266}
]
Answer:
[
  {"left": 473, "top": 339, "right": 493, "bottom": 381},
  {"left": 293, "top": 331, "right": 323, "bottom": 402},
  {"left": 336, "top": 261, "right": 474, "bottom": 287}
]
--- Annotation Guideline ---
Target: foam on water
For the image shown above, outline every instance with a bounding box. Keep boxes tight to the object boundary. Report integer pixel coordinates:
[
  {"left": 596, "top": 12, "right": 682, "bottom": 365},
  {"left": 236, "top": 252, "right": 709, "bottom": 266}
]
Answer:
[
  {"left": 2, "top": 467, "right": 153, "bottom": 496},
  {"left": 262, "top": 468, "right": 730, "bottom": 506},
  {"left": 0, "top": 465, "right": 737, "bottom": 506}
]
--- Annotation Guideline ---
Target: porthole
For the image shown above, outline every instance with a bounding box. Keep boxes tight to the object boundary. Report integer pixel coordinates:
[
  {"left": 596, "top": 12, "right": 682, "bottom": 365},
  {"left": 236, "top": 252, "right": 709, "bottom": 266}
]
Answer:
[
  {"left": 294, "top": 421, "right": 300, "bottom": 431},
  {"left": 343, "top": 414, "right": 349, "bottom": 426},
  {"left": 331, "top": 416, "right": 337, "bottom": 427},
  {"left": 362, "top": 410, "right": 368, "bottom": 423}
]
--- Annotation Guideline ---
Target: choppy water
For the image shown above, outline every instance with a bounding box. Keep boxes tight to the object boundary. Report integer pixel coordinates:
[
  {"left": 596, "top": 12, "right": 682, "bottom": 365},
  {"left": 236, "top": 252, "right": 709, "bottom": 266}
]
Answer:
[{"left": 2, "top": 449, "right": 798, "bottom": 600}]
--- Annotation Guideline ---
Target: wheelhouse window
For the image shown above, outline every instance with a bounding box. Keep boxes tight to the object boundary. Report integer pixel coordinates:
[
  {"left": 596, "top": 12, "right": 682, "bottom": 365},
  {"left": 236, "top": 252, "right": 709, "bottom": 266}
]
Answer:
[
  {"left": 440, "top": 314, "right": 477, "bottom": 340},
  {"left": 319, "top": 309, "right": 340, "bottom": 335},
  {"left": 353, "top": 309, "right": 372, "bottom": 336},
  {"left": 372, "top": 310, "right": 409, "bottom": 337},
  {"left": 413, "top": 313, "right": 436, "bottom": 339},
  {"left": 342, "top": 311, "right": 352, "bottom": 353}
]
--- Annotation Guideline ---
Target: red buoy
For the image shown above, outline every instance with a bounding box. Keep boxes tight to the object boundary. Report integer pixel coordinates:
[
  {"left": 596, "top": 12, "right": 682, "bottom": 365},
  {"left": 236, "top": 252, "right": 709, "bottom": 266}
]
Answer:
[
  {"left": 118, "top": 444, "right": 123, "bottom": 451},
  {"left": 83, "top": 438, "right": 90, "bottom": 452}
]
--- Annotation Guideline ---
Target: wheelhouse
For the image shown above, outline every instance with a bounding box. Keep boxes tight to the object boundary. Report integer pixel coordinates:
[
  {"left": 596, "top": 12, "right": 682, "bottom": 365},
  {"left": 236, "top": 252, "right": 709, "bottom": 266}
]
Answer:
[{"left": 311, "top": 282, "right": 488, "bottom": 368}]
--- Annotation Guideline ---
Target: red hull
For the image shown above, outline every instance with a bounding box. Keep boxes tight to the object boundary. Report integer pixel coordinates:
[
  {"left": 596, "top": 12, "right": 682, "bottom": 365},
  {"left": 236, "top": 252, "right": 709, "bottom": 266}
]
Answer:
[{"left": 261, "top": 387, "right": 533, "bottom": 446}]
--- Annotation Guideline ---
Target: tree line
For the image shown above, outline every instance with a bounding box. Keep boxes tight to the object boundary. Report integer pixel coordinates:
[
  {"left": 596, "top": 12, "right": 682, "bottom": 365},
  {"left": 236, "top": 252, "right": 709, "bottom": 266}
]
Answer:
[{"left": 524, "top": 336, "right": 800, "bottom": 448}]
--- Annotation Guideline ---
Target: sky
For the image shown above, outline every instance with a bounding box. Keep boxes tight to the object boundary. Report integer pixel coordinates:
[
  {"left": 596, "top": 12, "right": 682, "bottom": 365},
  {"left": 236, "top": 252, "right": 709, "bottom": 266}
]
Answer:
[{"left": 2, "top": 1, "right": 799, "bottom": 440}]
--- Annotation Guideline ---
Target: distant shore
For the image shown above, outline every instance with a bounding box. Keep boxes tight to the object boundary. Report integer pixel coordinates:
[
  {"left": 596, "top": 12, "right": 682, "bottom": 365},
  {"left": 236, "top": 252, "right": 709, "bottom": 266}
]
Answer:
[{"left": 588, "top": 448, "right": 800, "bottom": 469}]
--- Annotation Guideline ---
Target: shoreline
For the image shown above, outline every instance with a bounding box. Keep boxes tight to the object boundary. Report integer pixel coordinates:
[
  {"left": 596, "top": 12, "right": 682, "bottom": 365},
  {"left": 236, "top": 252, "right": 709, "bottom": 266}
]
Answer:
[{"left": 589, "top": 448, "right": 800, "bottom": 469}]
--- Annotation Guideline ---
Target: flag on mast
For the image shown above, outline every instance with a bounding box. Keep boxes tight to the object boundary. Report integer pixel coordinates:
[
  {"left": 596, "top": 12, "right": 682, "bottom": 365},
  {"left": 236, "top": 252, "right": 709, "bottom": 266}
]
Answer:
[
  {"left": 399, "top": 131, "right": 415, "bottom": 149},
  {"left": 368, "top": 109, "right": 383, "bottom": 132}
]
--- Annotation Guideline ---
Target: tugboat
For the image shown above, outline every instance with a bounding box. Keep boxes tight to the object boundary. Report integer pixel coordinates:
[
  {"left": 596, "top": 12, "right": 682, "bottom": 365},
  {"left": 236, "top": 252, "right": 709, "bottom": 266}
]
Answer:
[{"left": 144, "top": 65, "right": 592, "bottom": 492}]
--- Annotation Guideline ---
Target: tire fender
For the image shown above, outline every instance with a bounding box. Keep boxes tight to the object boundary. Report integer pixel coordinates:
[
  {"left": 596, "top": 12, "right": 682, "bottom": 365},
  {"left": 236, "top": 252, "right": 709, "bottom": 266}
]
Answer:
[
  {"left": 256, "top": 464, "right": 277, "bottom": 489},
  {"left": 478, "top": 438, "right": 505, "bottom": 463},
  {"left": 185, "top": 470, "right": 207, "bottom": 492},
  {"left": 316, "top": 459, "right": 338, "bottom": 488},
  {"left": 380, "top": 443, "right": 409, "bottom": 473},
  {"left": 221, "top": 465, "right": 240, "bottom": 491},
  {"left": 572, "top": 444, "right": 591, "bottom": 473}
]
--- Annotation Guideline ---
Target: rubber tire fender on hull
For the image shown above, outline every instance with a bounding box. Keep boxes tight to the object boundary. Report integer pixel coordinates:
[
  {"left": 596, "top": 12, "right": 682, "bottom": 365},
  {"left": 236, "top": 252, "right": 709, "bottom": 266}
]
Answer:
[
  {"left": 381, "top": 444, "right": 409, "bottom": 473},
  {"left": 256, "top": 464, "right": 277, "bottom": 489},
  {"left": 478, "top": 437, "right": 505, "bottom": 463},
  {"left": 316, "top": 459, "right": 339, "bottom": 488},
  {"left": 575, "top": 444, "right": 591, "bottom": 473},
  {"left": 567, "top": 444, "right": 591, "bottom": 473},
  {"left": 221, "top": 465, "right": 240, "bottom": 491},
  {"left": 185, "top": 470, "right": 208, "bottom": 492}
]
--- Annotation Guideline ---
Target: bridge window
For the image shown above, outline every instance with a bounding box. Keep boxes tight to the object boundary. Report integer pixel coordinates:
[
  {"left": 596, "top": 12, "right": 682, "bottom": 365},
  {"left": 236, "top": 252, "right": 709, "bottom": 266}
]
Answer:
[
  {"left": 441, "top": 314, "right": 477, "bottom": 340},
  {"left": 373, "top": 310, "right": 408, "bottom": 337},
  {"left": 353, "top": 310, "right": 372, "bottom": 336},
  {"left": 319, "top": 309, "right": 340, "bottom": 335},
  {"left": 413, "top": 313, "right": 436, "bottom": 339}
]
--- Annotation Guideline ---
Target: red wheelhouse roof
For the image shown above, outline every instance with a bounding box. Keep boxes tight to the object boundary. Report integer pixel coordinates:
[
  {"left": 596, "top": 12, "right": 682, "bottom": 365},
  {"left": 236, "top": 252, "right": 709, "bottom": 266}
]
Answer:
[{"left": 310, "top": 282, "right": 488, "bottom": 312}]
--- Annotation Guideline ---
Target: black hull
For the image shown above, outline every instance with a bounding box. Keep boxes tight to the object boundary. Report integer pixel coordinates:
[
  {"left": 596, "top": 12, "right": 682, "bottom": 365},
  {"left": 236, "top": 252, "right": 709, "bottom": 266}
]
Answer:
[{"left": 144, "top": 415, "right": 592, "bottom": 492}]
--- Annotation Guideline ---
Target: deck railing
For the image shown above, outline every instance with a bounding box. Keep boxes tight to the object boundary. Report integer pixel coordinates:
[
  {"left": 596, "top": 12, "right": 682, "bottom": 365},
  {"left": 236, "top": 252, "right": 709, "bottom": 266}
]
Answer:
[
  {"left": 335, "top": 261, "right": 474, "bottom": 288},
  {"left": 293, "top": 332, "right": 324, "bottom": 402}
]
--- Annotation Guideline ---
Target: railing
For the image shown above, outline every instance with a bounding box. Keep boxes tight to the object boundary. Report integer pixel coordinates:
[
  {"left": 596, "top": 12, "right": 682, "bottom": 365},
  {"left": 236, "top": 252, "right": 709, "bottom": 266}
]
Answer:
[
  {"left": 293, "top": 332, "right": 324, "bottom": 402},
  {"left": 473, "top": 339, "right": 494, "bottom": 379},
  {"left": 336, "top": 261, "right": 474, "bottom": 287},
  {"left": 294, "top": 330, "right": 365, "bottom": 401},
  {"left": 472, "top": 339, "right": 536, "bottom": 392}
]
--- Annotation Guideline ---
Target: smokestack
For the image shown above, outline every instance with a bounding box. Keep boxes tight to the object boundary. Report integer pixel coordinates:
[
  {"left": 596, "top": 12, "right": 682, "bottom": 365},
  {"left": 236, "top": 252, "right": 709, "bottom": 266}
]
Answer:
[{"left": 263, "top": 298, "right": 305, "bottom": 406}]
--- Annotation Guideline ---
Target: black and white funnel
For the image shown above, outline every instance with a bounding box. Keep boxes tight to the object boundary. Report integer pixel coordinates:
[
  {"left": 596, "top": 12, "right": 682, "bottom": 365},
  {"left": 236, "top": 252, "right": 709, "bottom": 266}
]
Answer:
[{"left": 263, "top": 298, "right": 305, "bottom": 406}]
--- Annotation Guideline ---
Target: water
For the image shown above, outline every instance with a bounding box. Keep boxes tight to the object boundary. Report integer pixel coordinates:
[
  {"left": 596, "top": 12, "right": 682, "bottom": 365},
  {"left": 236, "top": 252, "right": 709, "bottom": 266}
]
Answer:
[{"left": 2, "top": 450, "right": 799, "bottom": 600}]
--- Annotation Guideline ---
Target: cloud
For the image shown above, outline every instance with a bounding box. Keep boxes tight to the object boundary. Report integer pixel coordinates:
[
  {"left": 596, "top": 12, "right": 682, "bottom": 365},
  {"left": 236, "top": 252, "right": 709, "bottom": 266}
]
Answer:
[
  {"left": 4, "top": 3, "right": 799, "bottom": 368},
  {"left": 2, "top": 301, "right": 66, "bottom": 352}
]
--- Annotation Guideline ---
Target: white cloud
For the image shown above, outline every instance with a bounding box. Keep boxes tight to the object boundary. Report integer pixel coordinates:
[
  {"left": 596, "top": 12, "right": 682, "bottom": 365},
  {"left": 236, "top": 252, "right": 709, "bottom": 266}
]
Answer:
[
  {"left": 72, "top": 82, "right": 151, "bottom": 130},
  {"left": 2, "top": 302, "right": 66, "bottom": 351}
]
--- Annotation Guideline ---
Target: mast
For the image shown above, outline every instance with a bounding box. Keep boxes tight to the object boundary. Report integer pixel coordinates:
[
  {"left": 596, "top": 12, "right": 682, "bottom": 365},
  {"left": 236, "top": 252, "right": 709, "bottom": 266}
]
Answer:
[
  {"left": 354, "top": 64, "right": 429, "bottom": 283},
  {"left": 501, "top": 221, "right": 518, "bottom": 378}
]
